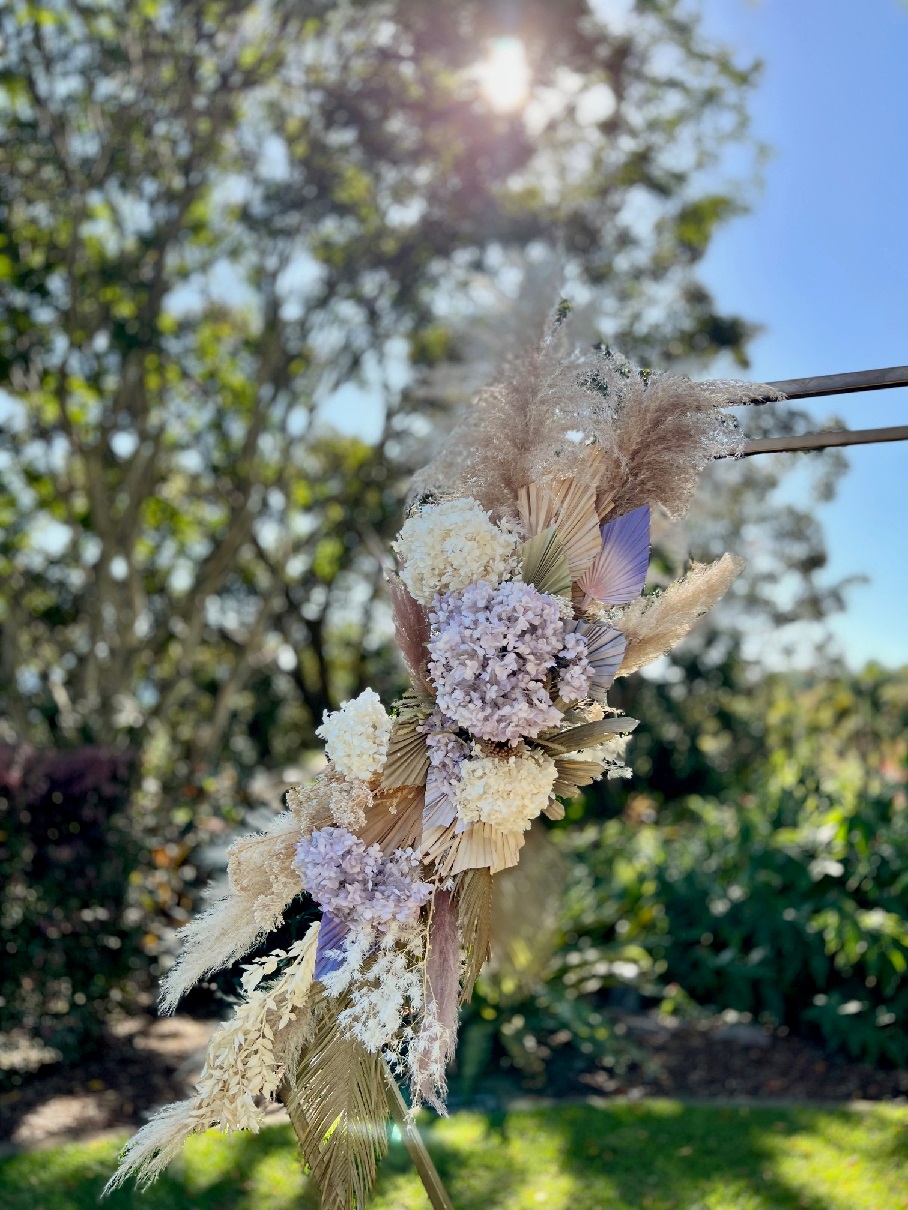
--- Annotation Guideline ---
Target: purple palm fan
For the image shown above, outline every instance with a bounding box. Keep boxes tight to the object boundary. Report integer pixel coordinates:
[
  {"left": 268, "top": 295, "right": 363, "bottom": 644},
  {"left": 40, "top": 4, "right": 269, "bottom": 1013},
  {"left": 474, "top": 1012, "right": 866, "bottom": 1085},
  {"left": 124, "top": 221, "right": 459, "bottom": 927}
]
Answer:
[
  {"left": 577, "top": 504, "right": 650, "bottom": 608},
  {"left": 571, "top": 622, "right": 627, "bottom": 701},
  {"left": 314, "top": 911, "right": 348, "bottom": 981}
]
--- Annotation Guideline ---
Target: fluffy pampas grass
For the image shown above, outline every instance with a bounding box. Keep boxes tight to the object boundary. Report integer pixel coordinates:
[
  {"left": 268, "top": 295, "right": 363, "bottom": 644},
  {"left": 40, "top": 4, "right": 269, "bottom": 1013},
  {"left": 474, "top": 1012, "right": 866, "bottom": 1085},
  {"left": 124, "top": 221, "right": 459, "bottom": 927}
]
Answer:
[
  {"left": 158, "top": 810, "right": 303, "bottom": 1014},
  {"left": 615, "top": 553, "right": 746, "bottom": 675},
  {"left": 106, "top": 924, "right": 320, "bottom": 1194},
  {"left": 159, "top": 778, "right": 336, "bottom": 1013},
  {"left": 410, "top": 319, "right": 782, "bottom": 524}
]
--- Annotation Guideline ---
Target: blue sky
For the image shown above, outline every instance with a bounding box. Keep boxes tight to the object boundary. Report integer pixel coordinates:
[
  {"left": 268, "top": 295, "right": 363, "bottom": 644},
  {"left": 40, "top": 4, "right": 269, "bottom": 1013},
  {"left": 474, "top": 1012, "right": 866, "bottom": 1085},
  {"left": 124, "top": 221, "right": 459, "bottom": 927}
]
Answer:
[{"left": 697, "top": 0, "right": 908, "bottom": 666}]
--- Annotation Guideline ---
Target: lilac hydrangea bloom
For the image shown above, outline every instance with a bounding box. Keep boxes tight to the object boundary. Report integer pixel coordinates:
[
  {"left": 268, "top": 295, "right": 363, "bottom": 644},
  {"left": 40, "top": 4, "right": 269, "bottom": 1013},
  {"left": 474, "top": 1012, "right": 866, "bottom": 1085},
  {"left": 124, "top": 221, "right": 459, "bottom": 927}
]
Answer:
[
  {"left": 419, "top": 709, "right": 469, "bottom": 800},
  {"left": 557, "top": 631, "right": 593, "bottom": 702},
  {"left": 294, "top": 827, "right": 431, "bottom": 928},
  {"left": 427, "top": 580, "right": 591, "bottom": 744}
]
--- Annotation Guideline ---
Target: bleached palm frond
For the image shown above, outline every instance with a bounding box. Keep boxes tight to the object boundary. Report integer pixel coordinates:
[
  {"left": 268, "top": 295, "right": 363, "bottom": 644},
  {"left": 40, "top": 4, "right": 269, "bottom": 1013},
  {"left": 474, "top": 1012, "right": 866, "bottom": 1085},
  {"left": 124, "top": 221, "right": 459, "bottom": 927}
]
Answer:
[{"left": 283, "top": 995, "right": 389, "bottom": 1210}]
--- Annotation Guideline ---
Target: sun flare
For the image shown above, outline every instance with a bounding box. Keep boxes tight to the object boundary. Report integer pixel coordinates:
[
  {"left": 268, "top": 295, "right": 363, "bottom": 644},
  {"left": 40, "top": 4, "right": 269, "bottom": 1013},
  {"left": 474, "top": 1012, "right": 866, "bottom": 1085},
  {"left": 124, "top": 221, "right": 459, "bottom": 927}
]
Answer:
[{"left": 476, "top": 36, "right": 531, "bottom": 113}]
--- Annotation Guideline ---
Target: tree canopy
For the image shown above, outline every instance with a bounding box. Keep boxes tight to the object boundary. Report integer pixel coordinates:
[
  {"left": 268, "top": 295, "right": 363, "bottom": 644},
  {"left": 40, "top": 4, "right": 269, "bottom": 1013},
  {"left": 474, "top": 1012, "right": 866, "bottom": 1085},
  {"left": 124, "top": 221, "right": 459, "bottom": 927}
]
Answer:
[
  {"left": 0, "top": 0, "right": 770, "bottom": 790},
  {"left": 0, "top": 0, "right": 865, "bottom": 1052}
]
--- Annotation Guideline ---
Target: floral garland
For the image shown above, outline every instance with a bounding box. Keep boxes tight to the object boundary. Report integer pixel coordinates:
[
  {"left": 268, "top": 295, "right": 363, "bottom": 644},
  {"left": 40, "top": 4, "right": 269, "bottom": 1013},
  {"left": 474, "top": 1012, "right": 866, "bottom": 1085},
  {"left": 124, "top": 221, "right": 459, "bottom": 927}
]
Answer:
[{"left": 107, "top": 334, "right": 775, "bottom": 1209}]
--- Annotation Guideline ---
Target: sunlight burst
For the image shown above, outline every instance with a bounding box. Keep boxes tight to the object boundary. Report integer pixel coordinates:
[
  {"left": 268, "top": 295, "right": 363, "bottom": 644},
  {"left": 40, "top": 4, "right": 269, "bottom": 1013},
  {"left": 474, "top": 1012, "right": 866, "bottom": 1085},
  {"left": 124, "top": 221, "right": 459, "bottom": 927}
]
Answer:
[{"left": 476, "top": 36, "right": 531, "bottom": 113}]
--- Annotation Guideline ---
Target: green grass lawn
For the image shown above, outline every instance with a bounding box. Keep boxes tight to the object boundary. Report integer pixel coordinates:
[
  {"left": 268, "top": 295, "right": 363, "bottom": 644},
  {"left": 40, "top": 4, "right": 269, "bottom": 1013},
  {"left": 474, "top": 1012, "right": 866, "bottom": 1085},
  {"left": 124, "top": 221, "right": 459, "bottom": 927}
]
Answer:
[{"left": 2, "top": 1101, "right": 907, "bottom": 1210}]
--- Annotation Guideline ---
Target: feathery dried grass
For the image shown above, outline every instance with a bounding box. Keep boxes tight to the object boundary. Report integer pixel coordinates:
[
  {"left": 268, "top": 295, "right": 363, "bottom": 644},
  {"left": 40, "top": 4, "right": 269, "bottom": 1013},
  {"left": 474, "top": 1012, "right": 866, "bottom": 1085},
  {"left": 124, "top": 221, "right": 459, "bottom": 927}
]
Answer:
[
  {"left": 159, "top": 785, "right": 332, "bottom": 1014},
  {"left": 410, "top": 319, "right": 781, "bottom": 523},
  {"left": 616, "top": 553, "right": 745, "bottom": 676},
  {"left": 107, "top": 924, "right": 320, "bottom": 1195},
  {"left": 411, "top": 889, "right": 459, "bottom": 1111},
  {"left": 103, "top": 1099, "right": 198, "bottom": 1194}
]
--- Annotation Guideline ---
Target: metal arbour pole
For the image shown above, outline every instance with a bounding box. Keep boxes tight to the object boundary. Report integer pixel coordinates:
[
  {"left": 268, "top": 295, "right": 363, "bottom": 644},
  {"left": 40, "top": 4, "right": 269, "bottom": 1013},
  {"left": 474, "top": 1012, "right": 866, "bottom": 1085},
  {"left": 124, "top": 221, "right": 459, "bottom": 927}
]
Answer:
[{"left": 735, "top": 364, "right": 908, "bottom": 456}]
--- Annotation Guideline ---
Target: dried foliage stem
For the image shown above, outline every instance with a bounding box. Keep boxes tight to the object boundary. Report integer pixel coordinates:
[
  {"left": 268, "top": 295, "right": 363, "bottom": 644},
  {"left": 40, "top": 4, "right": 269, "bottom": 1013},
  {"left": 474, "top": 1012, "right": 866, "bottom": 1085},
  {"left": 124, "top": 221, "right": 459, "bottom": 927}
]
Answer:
[{"left": 382, "top": 1065, "right": 455, "bottom": 1210}]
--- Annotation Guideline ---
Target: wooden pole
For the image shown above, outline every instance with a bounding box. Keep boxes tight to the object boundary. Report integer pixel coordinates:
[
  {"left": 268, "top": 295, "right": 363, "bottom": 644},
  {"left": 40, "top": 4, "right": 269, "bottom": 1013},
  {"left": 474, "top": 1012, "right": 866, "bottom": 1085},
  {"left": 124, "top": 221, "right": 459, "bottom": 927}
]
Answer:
[
  {"left": 741, "top": 424, "right": 908, "bottom": 457},
  {"left": 746, "top": 364, "right": 908, "bottom": 403},
  {"left": 382, "top": 1063, "right": 456, "bottom": 1210},
  {"left": 718, "top": 364, "right": 908, "bottom": 456}
]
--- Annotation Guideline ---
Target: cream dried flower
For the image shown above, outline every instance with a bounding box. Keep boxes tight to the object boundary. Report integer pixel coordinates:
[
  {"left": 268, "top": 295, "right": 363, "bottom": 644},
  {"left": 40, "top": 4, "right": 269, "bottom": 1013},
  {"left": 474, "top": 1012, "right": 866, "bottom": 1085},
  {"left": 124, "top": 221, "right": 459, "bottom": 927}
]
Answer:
[
  {"left": 316, "top": 688, "right": 392, "bottom": 782},
  {"left": 454, "top": 747, "right": 557, "bottom": 833},
  {"left": 393, "top": 497, "right": 518, "bottom": 604},
  {"left": 105, "top": 926, "right": 319, "bottom": 1193}
]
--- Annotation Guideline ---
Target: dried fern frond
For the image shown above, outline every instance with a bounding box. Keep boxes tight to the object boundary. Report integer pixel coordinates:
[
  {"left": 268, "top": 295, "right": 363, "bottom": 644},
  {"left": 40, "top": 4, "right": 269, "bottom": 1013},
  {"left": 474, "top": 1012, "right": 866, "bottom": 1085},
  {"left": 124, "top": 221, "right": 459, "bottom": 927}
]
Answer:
[
  {"left": 616, "top": 553, "right": 745, "bottom": 675},
  {"left": 283, "top": 994, "right": 389, "bottom": 1210}
]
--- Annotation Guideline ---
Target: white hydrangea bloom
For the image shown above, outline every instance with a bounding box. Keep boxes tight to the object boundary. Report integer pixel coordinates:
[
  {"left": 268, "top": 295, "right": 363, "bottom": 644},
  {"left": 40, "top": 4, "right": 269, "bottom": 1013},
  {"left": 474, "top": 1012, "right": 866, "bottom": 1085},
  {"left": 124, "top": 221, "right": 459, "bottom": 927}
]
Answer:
[
  {"left": 393, "top": 497, "right": 518, "bottom": 604},
  {"left": 316, "top": 688, "right": 392, "bottom": 782},
  {"left": 454, "top": 747, "right": 557, "bottom": 833}
]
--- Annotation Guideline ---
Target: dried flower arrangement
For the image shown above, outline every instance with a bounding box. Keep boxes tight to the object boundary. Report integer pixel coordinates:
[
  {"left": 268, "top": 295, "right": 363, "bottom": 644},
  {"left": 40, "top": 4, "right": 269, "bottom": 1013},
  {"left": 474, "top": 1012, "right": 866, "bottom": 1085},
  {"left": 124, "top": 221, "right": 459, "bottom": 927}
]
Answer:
[{"left": 106, "top": 329, "right": 779, "bottom": 1208}]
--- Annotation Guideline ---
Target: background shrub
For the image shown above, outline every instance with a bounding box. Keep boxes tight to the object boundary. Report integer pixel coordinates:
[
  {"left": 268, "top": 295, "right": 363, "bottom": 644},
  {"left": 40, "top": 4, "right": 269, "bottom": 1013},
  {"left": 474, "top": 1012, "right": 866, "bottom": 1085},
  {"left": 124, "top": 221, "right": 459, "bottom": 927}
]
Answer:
[
  {"left": 464, "top": 667, "right": 908, "bottom": 1077},
  {"left": 0, "top": 746, "right": 144, "bottom": 1076}
]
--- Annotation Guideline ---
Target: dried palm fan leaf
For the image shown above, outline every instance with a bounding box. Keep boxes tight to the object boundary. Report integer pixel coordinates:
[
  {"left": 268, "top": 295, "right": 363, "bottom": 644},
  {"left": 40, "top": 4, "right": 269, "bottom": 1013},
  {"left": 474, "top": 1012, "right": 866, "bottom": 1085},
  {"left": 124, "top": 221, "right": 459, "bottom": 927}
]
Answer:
[
  {"left": 577, "top": 504, "right": 651, "bottom": 608},
  {"left": 517, "top": 477, "right": 601, "bottom": 578},
  {"left": 616, "top": 553, "right": 745, "bottom": 676},
  {"left": 456, "top": 868, "right": 493, "bottom": 1003},
  {"left": 423, "top": 769, "right": 456, "bottom": 830},
  {"left": 519, "top": 526, "right": 571, "bottom": 598},
  {"left": 551, "top": 755, "right": 608, "bottom": 798},
  {"left": 486, "top": 825, "right": 566, "bottom": 995},
  {"left": 283, "top": 993, "right": 388, "bottom": 1210},
  {"left": 381, "top": 711, "right": 431, "bottom": 789},
  {"left": 533, "top": 715, "right": 637, "bottom": 756},
  {"left": 422, "top": 820, "right": 525, "bottom": 876},
  {"left": 568, "top": 621, "right": 627, "bottom": 701},
  {"left": 357, "top": 785, "right": 424, "bottom": 850}
]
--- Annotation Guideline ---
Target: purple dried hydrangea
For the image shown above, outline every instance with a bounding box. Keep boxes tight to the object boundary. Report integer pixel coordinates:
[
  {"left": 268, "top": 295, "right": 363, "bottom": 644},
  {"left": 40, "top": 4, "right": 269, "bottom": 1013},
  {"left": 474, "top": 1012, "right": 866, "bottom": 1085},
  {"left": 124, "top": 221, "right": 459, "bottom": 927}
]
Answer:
[
  {"left": 294, "top": 827, "right": 431, "bottom": 927},
  {"left": 427, "top": 580, "right": 592, "bottom": 744},
  {"left": 419, "top": 709, "right": 469, "bottom": 799},
  {"left": 557, "top": 631, "right": 593, "bottom": 702}
]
